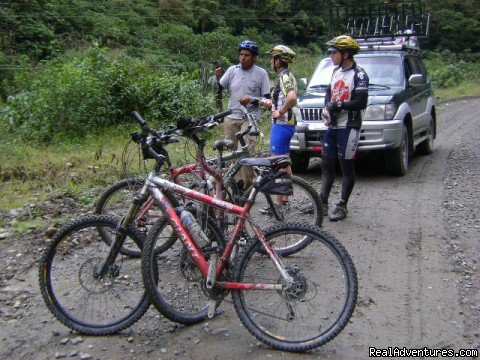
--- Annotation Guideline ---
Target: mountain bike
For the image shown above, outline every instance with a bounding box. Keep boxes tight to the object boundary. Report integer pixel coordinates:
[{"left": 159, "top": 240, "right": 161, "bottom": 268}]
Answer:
[
  {"left": 132, "top": 123, "right": 358, "bottom": 351},
  {"left": 95, "top": 110, "right": 323, "bottom": 257}
]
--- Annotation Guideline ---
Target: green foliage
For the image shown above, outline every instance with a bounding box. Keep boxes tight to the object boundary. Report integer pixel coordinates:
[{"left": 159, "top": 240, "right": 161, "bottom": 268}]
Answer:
[
  {"left": 0, "top": 46, "right": 216, "bottom": 143},
  {"left": 0, "top": 0, "right": 479, "bottom": 145},
  {"left": 430, "top": 64, "right": 464, "bottom": 88}
]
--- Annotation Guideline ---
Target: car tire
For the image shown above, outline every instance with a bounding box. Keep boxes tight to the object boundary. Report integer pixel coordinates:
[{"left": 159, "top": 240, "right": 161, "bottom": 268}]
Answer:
[
  {"left": 290, "top": 151, "right": 310, "bottom": 173},
  {"left": 385, "top": 123, "right": 409, "bottom": 176},
  {"left": 417, "top": 116, "right": 435, "bottom": 155}
]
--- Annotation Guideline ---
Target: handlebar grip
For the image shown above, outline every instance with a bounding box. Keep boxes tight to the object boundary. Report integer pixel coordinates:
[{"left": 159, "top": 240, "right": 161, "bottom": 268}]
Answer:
[
  {"left": 132, "top": 111, "right": 150, "bottom": 137},
  {"left": 132, "top": 111, "right": 147, "bottom": 126},
  {"left": 212, "top": 109, "right": 232, "bottom": 121}
]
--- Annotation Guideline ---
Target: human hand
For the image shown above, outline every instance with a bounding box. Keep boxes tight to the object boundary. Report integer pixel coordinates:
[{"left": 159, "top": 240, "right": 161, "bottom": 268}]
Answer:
[
  {"left": 325, "top": 102, "right": 342, "bottom": 111},
  {"left": 322, "top": 108, "right": 331, "bottom": 126},
  {"left": 260, "top": 99, "right": 272, "bottom": 108},
  {"left": 239, "top": 97, "right": 251, "bottom": 106}
]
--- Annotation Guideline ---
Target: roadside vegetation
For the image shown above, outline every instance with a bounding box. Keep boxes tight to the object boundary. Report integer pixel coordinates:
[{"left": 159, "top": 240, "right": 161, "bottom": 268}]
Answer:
[{"left": 1, "top": 0, "right": 479, "bottom": 210}]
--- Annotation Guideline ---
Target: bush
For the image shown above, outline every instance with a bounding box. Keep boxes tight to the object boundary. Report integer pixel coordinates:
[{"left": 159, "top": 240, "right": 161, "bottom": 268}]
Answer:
[
  {"left": 0, "top": 46, "right": 216, "bottom": 143},
  {"left": 430, "top": 64, "right": 464, "bottom": 88}
]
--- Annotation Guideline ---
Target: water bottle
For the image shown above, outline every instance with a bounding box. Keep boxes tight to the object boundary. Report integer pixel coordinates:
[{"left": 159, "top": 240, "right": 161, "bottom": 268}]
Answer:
[{"left": 180, "top": 210, "right": 210, "bottom": 248}]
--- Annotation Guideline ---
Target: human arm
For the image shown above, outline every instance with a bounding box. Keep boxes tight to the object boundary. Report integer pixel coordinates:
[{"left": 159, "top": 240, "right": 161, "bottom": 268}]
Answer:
[
  {"left": 326, "top": 68, "right": 369, "bottom": 111},
  {"left": 272, "top": 90, "right": 296, "bottom": 119},
  {"left": 240, "top": 93, "right": 271, "bottom": 106},
  {"left": 325, "top": 90, "right": 368, "bottom": 111}
]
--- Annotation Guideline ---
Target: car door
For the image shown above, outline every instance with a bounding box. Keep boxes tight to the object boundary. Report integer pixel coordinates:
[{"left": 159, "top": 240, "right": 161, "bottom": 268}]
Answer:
[
  {"left": 415, "top": 57, "right": 433, "bottom": 124},
  {"left": 404, "top": 56, "right": 426, "bottom": 135}
]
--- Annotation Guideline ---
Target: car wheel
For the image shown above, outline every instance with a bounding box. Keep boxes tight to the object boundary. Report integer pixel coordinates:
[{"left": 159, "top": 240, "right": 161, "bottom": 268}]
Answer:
[
  {"left": 385, "top": 123, "right": 409, "bottom": 176},
  {"left": 417, "top": 116, "right": 435, "bottom": 155},
  {"left": 290, "top": 151, "right": 310, "bottom": 173}
]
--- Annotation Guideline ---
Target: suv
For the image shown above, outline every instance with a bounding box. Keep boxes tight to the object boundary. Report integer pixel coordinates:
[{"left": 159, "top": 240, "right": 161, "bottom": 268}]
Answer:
[{"left": 290, "top": 37, "right": 436, "bottom": 176}]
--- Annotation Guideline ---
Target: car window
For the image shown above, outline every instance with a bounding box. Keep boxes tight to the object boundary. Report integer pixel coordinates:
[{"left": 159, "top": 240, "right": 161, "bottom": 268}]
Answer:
[
  {"left": 415, "top": 58, "right": 429, "bottom": 81},
  {"left": 406, "top": 57, "right": 420, "bottom": 75},
  {"left": 307, "top": 58, "right": 335, "bottom": 88},
  {"left": 308, "top": 55, "right": 404, "bottom": 88}
]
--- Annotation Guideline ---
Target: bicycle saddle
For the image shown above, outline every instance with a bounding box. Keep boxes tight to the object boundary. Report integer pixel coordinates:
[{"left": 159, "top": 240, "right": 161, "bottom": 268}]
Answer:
[
  {"left": 239, "top": 155, "right": 291, "bottom": 170},
  {"left": 213, "top": 139, "right": 235, "bottom": 151}
]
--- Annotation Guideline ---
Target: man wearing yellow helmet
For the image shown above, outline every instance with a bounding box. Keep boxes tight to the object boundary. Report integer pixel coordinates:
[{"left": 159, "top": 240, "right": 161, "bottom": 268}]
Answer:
[
  {"left": 320, "top": 35, "right": 369, "bottom": 221},
  {"left": 259, "top": 45, "right": 300, "bottom": 213}
]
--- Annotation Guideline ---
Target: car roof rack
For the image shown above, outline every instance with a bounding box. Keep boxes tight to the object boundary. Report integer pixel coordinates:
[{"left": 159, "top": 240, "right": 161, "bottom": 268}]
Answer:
[
  {"left": 328, "top": 1, "right": 431, "bottom": 50},
  {"left": 355, "top": 35, "right": 421, "bottom": 52}
]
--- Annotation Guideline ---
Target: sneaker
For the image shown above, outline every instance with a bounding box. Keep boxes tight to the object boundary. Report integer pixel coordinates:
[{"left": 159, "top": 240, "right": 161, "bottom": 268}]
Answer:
[{"left": 329, "top": 203, "right": 347, "bottom": 222}]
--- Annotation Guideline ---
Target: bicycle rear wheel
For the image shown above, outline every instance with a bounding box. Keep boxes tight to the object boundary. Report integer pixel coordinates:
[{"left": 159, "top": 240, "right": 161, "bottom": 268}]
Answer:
[
  {"left": 38, "top": 215, "right": 150, "bottom": 335},
  {"left": 142, "top": 215, "right": 225, "bottom": 325},
  {"left": 232, "top": 223, "right": 357, "bottom": 351},
  {"left": 248, "top": 175, "right": 323, "bottom": 255}
]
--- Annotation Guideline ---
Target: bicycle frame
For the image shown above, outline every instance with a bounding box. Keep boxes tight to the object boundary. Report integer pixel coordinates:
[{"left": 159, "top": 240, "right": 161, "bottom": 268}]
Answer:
[
  {"left": 137, "top": 171, "right": 293, "bottom": 290},
  {"left": 135, "top": 141, "right": 252, "bottom": 227}
]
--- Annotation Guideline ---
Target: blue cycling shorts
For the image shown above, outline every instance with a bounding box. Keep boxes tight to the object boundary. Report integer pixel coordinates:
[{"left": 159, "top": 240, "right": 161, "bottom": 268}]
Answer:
[
  {"left": 270, "top": 123, "right": 296, "bottom": 155},
  {"left": 322, "top": 127, "right": 360, "bottom": 160}
]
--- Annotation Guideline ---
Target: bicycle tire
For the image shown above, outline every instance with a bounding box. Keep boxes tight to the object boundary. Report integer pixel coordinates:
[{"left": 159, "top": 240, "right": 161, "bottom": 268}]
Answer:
[
  {"left": 38, "top": 215, "right": 151, "bottom": 335},
  {"left": 232, "top": 223, "right": 357, "bottom": 351},
  {"left": 247, "top": 175, "right": 324, "bottom": 256},
  {"left": 95, "top": 178, "right": 162, "bottom": 258},
  {"left": 142, "top": 214, "right": 226, "bottom": 325}
]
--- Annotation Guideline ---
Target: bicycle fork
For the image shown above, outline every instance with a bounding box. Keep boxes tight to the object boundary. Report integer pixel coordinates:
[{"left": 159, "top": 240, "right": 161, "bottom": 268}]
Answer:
[{"left": 95, "top": 189, "right": 146, "bottom": 278}]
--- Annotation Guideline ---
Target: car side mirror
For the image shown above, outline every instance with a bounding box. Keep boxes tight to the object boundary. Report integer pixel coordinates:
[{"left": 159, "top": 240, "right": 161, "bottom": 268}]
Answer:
[
  {"left": 298, "top": 78, "right": 308, "bottom": 91},
  {"left": 408, "top": 74, "right": 425, "bottom": 87}
]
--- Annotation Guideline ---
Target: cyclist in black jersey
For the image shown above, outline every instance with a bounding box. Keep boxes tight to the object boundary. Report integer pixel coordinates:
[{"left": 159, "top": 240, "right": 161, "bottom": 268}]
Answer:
[{"left": 320, "top": 35, "right": 369, "bottom": 221}]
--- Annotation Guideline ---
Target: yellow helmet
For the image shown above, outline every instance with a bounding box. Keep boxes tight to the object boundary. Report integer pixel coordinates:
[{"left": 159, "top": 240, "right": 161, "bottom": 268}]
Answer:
[
  {"left": 326, "top": 35, "right": 360, "bottom": 54},
  {"left": 268, "top": 45, "right": 296, "bottom": 63}
]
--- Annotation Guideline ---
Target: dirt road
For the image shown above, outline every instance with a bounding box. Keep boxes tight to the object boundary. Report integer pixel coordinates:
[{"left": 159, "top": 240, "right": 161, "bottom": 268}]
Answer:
[{"left": 1, "top": 98, "right": 479, "bottom": 359}]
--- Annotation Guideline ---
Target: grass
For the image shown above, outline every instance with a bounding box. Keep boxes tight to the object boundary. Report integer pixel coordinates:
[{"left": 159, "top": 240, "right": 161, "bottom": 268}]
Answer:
[
  {"left": 433, "top": 81, "right": 480, "bottom": 102},
  {"left": 0, "top": 111, "right": 273, "bottom": 210}
]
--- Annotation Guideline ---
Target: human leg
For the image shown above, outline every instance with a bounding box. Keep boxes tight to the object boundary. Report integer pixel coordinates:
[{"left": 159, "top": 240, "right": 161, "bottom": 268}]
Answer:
[
  {"left": 320, "top": 128, "right": 338, "bottom": 215},
  {"left": 224, "top": 117, "right": 245, "bottom": 187},
  {"left": 269, "top": 123, "right": 296, "bottom": 204},
  {"left": 238, "top": 118, "right": 258, "bottom": 189},
  {"left": 330, "top": 128, "right": 360, "bottom": 221}
]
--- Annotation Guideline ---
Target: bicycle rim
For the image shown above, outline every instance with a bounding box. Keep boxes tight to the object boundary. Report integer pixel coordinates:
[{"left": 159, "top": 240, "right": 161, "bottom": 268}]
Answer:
[
  {"left": 142, "top": 216, "right": 225, "bottom": 325},
  {"left": 39, "top": 215, "right": 150, "bottom": 335},
  {"left": 232, "top": 223, "right": 357, "bottom": 351},
  {"left": 95, "top": 178, "right": 163, "bottom": 257}
]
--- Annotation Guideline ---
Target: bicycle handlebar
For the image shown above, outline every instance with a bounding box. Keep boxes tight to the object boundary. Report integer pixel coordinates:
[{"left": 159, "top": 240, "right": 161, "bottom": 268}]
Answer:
[
  {"left": 212, "top": 109, "right": 233, "bottom": 122},
  {"left": 132, "top": 111, "right": 149, "bottom": 137}
]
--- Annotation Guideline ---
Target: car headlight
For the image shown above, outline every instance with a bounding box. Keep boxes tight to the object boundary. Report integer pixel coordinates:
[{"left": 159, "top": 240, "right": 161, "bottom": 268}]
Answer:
[{"left": 364, "top": 104, "right": 396, "bottom": 120}]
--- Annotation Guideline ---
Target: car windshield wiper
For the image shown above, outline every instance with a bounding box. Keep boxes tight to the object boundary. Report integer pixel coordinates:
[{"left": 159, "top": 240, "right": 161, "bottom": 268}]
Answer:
[
  {"left": 308, "top": 84, "right": 328, "bottom": 89},
  {"left": 369, "top": 83, "right": 391, "bottom": 89}
]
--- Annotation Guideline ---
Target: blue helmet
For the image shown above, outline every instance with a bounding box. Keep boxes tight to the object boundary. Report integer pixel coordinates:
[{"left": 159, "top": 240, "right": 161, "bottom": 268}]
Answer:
[{"left": 237, "top": 40, "right": 259, "bottom": 55}]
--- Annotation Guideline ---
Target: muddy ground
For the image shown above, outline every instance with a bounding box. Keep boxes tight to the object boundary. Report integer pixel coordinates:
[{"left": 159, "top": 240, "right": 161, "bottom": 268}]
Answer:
[{"left": 1, "top": 98, "right": 479, "bottom": 359}]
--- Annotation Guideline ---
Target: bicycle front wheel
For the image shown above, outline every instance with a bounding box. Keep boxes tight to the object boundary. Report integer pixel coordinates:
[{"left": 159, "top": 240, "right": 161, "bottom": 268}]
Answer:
[
  {"left": 232, "top": 223, "right": 357, "bottom": 352},
  {"left": 95, "top": 178, "right": 162, "bottom": 258},
  {"left": 39, "top": 215, "right": 150, "bottom": 335}
]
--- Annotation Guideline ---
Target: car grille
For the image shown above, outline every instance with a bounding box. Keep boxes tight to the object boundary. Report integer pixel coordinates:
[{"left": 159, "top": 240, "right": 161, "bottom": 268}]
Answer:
[{"left": 300, "top": 108, "right": 322, "bottom": 121}]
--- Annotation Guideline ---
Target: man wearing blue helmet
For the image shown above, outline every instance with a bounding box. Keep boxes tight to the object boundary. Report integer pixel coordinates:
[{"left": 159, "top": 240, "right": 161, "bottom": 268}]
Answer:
[{"left": 215, "top": 40, "right": 271, "bottom": 190}]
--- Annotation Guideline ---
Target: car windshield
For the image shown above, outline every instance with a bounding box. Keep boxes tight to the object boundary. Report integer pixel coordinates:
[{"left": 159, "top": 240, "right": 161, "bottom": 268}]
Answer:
[{"left": 307, "top": 55, "right": 404, "bottom": 89}]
